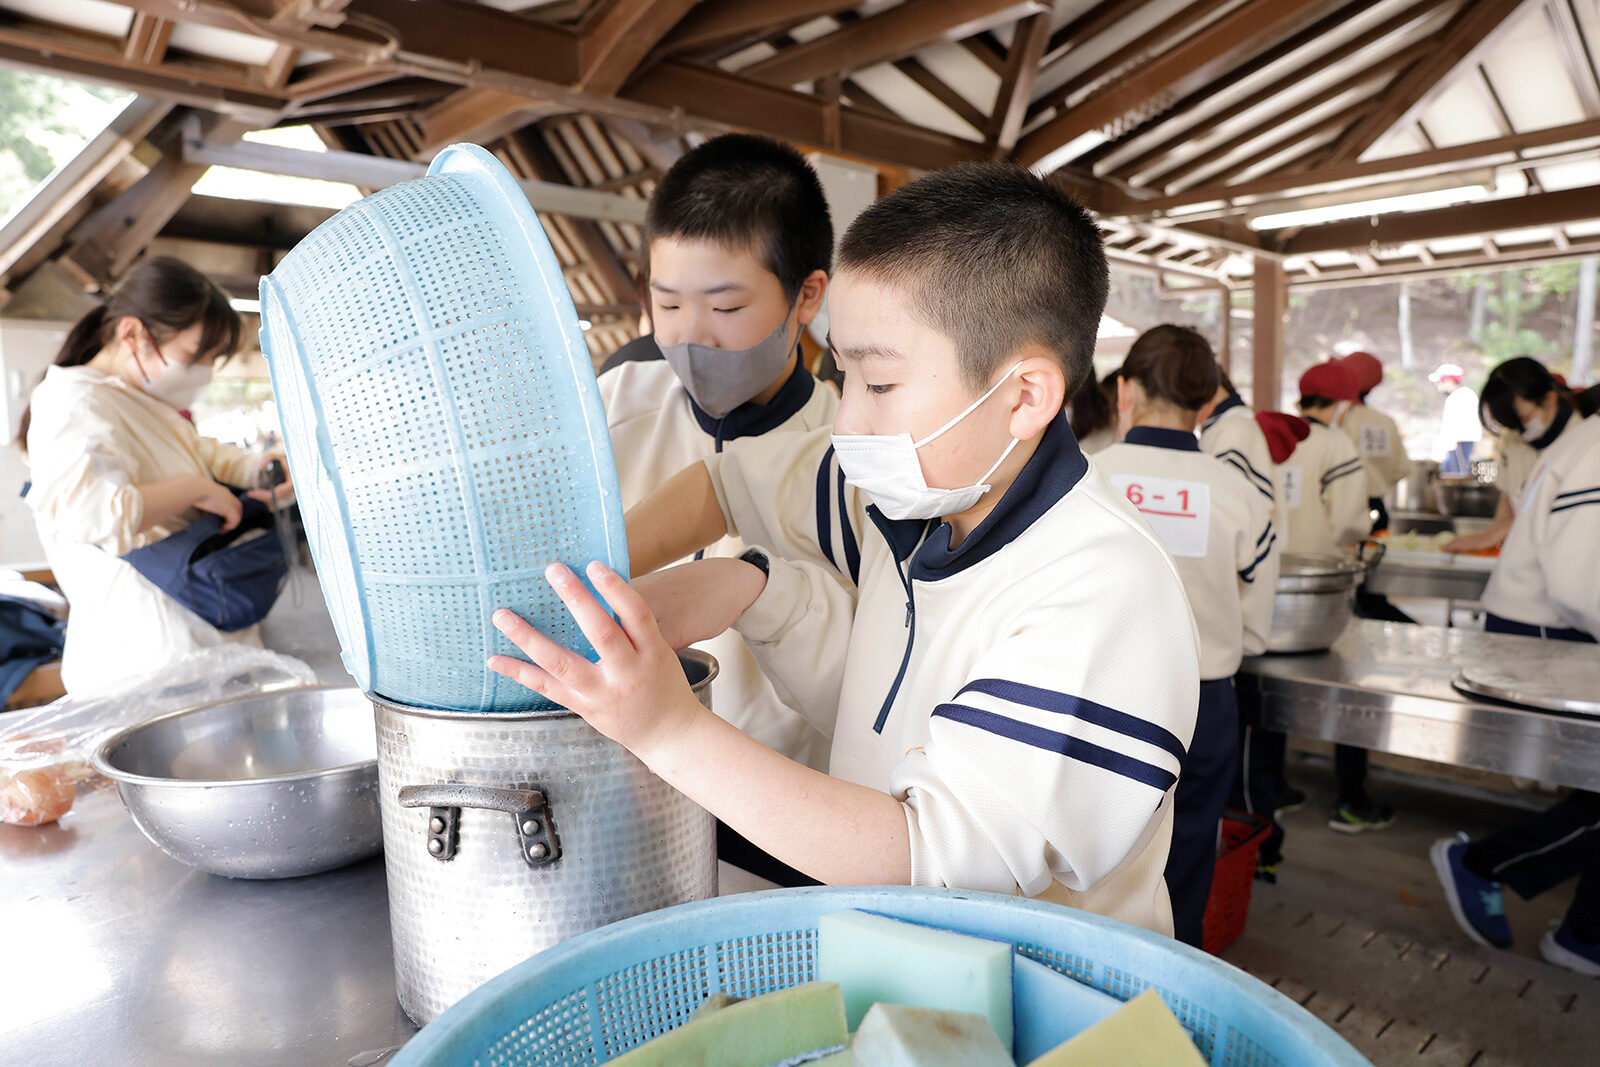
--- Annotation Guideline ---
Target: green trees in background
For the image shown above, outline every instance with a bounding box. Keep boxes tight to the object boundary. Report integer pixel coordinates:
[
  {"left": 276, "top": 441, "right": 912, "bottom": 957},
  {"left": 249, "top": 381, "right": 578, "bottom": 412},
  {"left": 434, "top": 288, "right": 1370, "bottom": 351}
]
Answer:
[{"left": 0, "top": 70, "right": 128, "bottom": 220}]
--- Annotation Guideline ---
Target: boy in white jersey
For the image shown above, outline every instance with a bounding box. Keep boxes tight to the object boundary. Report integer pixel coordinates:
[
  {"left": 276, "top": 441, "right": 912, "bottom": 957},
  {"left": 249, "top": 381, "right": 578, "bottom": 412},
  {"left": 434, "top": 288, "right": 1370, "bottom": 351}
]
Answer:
[
  {"left": 1095, "top": 325, "right": 1275, "bottom": 946},
  {"left": 601, "top": 135, "right": 842, "bottom": 885},
  {"left": 486, "top": 164, "right": 1200, "bottom": 935}
]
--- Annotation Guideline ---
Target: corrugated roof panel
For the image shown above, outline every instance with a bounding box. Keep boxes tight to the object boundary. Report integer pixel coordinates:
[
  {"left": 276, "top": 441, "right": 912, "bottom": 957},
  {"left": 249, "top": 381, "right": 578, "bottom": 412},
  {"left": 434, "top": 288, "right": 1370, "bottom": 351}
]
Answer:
[
  {"left": 1493, "top": 227, "right": 1557, "bottom": 247},
  {"left": 0, "top": 0, "right": 131, "bottom": 37},
  {"left": 1417, "top": 77, "right": 1502, "bottom": 146},
  {"left": 916, "top": 40, "right": 999, "bottom": 112},
  {"left": 1033, "top": 0, "right": 1195, "bottom": 102},
  {"left": 1478, "top": 8, "right": 1588, "bottom": 130},
  {"left": 1532, "top": 158, "right": 1600, "bottom": 190},
  {"left": 851, "top": 63, "right": 981, "bottom": 140},
  {"left": 167, "top": 21, "right": 281, "bottom": 66}
]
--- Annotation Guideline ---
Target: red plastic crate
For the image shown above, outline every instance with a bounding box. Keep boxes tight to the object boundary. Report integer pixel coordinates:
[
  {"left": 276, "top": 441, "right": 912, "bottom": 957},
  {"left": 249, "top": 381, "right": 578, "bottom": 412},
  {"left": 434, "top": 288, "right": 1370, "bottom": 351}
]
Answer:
[{"left": 1202, "top": 809, "right": 1274, "bottom": 955}]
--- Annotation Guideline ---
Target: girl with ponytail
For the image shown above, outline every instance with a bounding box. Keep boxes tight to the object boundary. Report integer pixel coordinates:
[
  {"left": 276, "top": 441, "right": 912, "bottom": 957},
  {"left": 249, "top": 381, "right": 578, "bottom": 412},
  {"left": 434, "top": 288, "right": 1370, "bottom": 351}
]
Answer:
[{"left": 21, "top": 255, "right": 291, "bottom": 693}]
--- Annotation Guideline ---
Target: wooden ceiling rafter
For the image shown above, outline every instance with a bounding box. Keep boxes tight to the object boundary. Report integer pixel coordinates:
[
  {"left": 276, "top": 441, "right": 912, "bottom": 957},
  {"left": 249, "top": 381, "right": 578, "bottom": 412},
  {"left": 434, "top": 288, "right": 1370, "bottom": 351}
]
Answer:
[{"left": 1100, "top": 0, "right": 1454, "bottom": 181}]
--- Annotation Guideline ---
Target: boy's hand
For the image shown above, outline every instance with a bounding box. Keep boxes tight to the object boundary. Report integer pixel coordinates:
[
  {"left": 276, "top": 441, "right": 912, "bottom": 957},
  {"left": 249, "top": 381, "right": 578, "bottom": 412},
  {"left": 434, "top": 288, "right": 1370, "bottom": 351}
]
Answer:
[
  {"left": 632, "top": 557, "right": 768, "bottom": 649},
  {"left": 487, "top": 562, "right": 706, "bottom": 759}
]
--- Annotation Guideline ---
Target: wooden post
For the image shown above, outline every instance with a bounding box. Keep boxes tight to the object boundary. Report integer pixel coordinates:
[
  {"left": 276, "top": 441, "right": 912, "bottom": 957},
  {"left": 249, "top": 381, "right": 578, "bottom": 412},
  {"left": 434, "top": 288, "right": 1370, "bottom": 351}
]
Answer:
[
  {"left": 1217, "top": 286, "right": 1231, "bottom": 372},
  {"left": 1252, "top": 255, "right": 1285, "bottom": 411}
]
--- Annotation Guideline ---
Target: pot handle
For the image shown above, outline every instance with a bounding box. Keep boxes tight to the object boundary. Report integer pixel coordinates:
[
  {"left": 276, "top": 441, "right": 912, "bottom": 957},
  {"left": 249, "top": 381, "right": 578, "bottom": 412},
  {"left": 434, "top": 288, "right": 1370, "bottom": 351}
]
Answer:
[
  {"left": 398, "top": 783, "right": 561, "bottom": 868},
  {"left": 1356, "top": 537, "right": 1387, "bottom": 572}
]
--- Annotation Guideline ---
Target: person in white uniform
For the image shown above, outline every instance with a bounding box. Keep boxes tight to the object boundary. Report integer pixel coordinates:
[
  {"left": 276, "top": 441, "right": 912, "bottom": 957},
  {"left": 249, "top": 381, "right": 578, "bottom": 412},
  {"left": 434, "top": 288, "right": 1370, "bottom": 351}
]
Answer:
[
  {"left": 1444, "top": 357, "right": 1580, "bottom": 556},
  {"left": 1337, "top": 351, "right": 1412, "bottom": 534},
  {"left": 21, "top": 256, "right": 285, "bottom": 694},
  {"left": 600, "top": 134, "right": 844, "bottom": 886},
  {"left": 487, "top": 164, "right": 1200, "bottom": 936},
  {"left": 1094, "top": 324, "right": 1276, "bottom": 947},
  {"left": 1433, "top": 408, "right": 1600, "bottom": 977},
  {"left": 1430, "top": 362, "right": 1482, "bottom": 476},
  {"left": 1292, "top": 360, "right": 1400, "bottom": 834}
]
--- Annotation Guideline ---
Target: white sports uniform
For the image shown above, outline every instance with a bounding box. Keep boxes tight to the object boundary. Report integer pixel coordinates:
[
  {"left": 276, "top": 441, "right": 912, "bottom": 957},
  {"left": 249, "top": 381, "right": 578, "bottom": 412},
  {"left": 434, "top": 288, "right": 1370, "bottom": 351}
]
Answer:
[
  {"left": 24, "top": 365, "right": 265, "bottom": 693},
  {"left": 1339, "top": 403, "right": 1412, "bottom": 501},
  {"left": 1482, "top": 412, "right": 1600, "bottom": 637},
  {"left": 600, "top": 356, "right": 836, "bottom": 768},
  {"left": 1095, "top": 427, "right": 1278, "bottom": 680},
  {"left": 1199, "top": 394, "right": 1283, "bottom": 536},
  {"left": 707, "top": 415, "right": 1201, "bottom": 936},
  {"left": 1281, "top": 419, "right": 1368, "bottom": 557}
]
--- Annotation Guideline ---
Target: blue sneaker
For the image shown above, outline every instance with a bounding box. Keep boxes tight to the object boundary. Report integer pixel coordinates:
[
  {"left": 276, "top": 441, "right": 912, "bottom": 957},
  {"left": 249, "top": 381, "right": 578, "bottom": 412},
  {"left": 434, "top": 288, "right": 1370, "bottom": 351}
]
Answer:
[
  {"left": 1430, "top": 834, "right": 1512, "bottom": 949},
  {"left": 1541, "top": 923, "right": 1600, "bottom": 978}
]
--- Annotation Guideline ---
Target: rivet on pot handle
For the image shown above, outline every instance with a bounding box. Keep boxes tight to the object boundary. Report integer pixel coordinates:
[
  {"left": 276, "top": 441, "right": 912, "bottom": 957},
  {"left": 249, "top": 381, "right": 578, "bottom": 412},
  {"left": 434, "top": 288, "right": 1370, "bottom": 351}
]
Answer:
[{"left": 398, "top": 784, "right": 561, "bottom": 868}]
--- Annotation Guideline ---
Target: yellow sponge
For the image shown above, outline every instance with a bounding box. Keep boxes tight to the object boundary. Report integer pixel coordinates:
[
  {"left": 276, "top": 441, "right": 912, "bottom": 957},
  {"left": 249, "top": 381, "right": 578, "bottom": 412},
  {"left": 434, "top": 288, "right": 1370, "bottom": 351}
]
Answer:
[
  {"left": 1025, "top": 989, "right": 1205, "bottom": 1066},
  {"left": 607, "top": 982, "right": 847, "bottom": 1067}
]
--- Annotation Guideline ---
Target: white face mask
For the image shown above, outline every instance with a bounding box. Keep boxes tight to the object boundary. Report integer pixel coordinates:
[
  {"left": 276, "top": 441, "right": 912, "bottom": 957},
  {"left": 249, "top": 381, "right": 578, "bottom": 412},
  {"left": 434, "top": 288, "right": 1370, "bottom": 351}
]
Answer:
[
  {"left": 1520, "top": 412, "right": 1551, "bottom": 443},
  {"left": 132, "top": 327, "right": 213, "bottom": 410},
  {"left": 831, "top": 363, "right": 1022, "bottom": 521}
]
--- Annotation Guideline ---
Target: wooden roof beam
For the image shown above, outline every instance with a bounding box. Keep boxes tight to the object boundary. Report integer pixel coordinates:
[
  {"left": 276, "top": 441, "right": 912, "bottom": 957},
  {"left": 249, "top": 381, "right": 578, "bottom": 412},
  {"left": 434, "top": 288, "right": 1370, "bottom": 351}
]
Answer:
[
  {"left": 1142, "top": 42, "right": 1423, "bottom": 191},
  {"left": 414, "top": 88, "right": 562, "bottom": 157},
  {"left": 895, "top": 56, "right": 988, "bottom": 133},
  {"left": 1016, "top": 0, "right": 1343, "bottom": 168},
  {"left": 1041, "top": 0, "right": 1148, "bottom": 69},
  {"left": 743, "top": 0, "right": 1046, "bottom": 87},
  {"left": 1322, "top": 0, "right": 1529, "bottom": 166},
  {"left": 123, "top": 12, "right": 172, "bottom": 64},
  {"left": 576, "top": 0, "right": 702, "bottom": 96},
  {"left": 986, "top": 12, "right": 1052, "bottom": 152},
  {"left": 1268, "top": 184, "right": 1600, "bottom": 254},
  {"left": 1547, "top": 0, "right": 1600, "bottom": 118},
  {"left": 1123, "top": 116, "right": 1600, "bottom": 215},
  {"left": 1101, "top": 0, "right": 1449, "bottom": 180},
  {"left": 658, "top": 0, "right": 858, "bottom": 55}
]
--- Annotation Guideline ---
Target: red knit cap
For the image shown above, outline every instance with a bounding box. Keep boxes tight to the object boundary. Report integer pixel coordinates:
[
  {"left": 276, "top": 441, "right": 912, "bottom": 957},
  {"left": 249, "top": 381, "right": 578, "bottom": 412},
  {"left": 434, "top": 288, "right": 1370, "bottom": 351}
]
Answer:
[
  {"left": 1299, "top": 360, "right": 1360, "bottom": 402},
  {"left": 1341, "top": 351, "right": 1382, "bottom": 394},
  {"left": 1255, "top": 411, "right": 1311, "bottom": 464}
]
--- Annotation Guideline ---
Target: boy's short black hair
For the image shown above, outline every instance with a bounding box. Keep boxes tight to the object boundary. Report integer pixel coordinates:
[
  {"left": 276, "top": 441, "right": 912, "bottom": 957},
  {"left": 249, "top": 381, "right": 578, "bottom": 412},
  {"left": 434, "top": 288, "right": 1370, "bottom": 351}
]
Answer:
[
  {"left": 645, "top": 133, "right": 832, "bottom": 301},
  {"left": 836, "top": 162, "right": 1108, "bottom": 394}
]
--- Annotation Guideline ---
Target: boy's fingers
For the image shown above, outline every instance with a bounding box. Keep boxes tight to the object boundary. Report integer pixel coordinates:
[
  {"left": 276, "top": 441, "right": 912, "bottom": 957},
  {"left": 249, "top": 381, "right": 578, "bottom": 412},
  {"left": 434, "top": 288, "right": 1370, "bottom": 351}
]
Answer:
[
  {"left": 492, "top": 609, "right": 597, "bottom": 690},
  {"left": 546, "top": 563, "right": 632, "bottom": 655},
  {"left": 587, "top": 562, "right": 662, "bottom": 647},
  {"left": 486, "top": 654, "right": 565, "bottom": 704}
]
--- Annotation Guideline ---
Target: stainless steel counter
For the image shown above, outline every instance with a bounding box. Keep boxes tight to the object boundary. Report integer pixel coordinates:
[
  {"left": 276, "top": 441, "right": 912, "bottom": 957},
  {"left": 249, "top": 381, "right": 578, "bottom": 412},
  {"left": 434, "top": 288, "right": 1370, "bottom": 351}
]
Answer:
[
  {"left": 0, "top": 783, "right": 772, "bottom": 1066},
  {"left": 1364, "top": 556, "right": 1492, "bottom": 602},
  {"left": 1238, "top": 621, "right": 1600, "bottom": 791}
]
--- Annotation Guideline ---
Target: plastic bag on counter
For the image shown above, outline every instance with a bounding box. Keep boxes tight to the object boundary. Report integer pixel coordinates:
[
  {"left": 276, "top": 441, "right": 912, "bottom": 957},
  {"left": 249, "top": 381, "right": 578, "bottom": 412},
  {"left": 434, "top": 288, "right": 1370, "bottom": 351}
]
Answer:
[{"left": 0, "top": 645, "right": 317, "bottom": 826}]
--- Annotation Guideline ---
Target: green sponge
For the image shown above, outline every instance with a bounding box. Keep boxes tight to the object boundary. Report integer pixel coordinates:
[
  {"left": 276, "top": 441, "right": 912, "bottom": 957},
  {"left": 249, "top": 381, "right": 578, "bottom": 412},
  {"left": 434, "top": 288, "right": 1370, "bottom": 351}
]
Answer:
[
  {"left": 816, "top": 910, "right": 1013, "bottom": 1052},
  {"left": 851, "top": 1003, "right": 1015, "bottom": 1066},
  {"left": 1024, "top": 989, "right": 1205, "bottom": 1066},
  {"left": 607, "top": 982, "right": 847, "bottom": 1067}
]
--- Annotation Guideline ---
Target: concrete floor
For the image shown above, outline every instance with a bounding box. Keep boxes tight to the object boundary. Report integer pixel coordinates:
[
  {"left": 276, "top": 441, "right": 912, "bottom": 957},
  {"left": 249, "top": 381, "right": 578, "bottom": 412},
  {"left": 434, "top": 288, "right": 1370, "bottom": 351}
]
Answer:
[{"left": 1218, "top": 755, "right": 1598, "bottom": 1067}]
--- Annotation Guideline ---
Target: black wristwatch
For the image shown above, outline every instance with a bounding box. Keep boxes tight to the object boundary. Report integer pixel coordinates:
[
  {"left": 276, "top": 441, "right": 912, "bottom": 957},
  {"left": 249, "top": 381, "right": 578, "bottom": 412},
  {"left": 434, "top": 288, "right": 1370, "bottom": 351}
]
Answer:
[{"left": 738, "top": 546, "right": 770, "bottom": 576}]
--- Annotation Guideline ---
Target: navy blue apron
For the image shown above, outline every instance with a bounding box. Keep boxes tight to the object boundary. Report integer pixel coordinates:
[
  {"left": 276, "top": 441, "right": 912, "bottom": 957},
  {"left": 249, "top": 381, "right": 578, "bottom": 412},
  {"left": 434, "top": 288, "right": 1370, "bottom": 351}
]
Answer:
[{"left": 121, "top": 487, "right": 289, "bottom": 632}]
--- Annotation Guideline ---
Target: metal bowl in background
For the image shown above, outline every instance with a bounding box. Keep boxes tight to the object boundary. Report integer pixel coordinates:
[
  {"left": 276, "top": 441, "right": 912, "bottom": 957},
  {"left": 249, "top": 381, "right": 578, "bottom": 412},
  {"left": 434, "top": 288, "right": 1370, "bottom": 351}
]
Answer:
[
  {"left": 91, "top": 686, "right": 380, "bottom": 879},
  {"left": 1432, "top": 479, "right": 1500, "bottom": 518},
  {"left": 1267, "top": 551, "right": 1374, "bottom": 653}
]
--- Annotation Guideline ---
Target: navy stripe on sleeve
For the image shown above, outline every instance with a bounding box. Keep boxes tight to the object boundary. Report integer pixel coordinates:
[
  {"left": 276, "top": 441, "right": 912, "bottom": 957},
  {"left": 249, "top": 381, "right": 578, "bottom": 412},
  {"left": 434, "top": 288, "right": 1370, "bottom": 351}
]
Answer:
[
  {"left": 955, "top": 678, "right": 1186, "bottom": 763},
  {"left": 815, "top": 445, "right": 837, "bottom": 571},
  {"left": 1321, "top": 458, "right": 1363, "bottom": 487},
  {"left": 835, "top": 464, "right": 861, "bottom": 585},
  {"left": 933, "top": 704, "right": 1177, "bottom": 791},
  {"left": 1216, "top": 449, "right": 1274, "bottom": 499},
  {"left": 1240, "top": 526, "right": 1276, "bottom": 583},
  {"left": 1551, "top": 497, "right": 1600, "bottom": 516},
  {"left": 1554, "top": 484, "right": 1600, "bottom": 502}
]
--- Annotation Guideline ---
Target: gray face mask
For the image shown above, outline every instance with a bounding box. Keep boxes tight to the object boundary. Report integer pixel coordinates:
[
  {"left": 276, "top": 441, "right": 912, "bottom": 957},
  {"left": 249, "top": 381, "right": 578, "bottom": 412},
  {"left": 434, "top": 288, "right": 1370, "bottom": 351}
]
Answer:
[{"left": 659, "top": 305, "right": 797, "bottom": 419}]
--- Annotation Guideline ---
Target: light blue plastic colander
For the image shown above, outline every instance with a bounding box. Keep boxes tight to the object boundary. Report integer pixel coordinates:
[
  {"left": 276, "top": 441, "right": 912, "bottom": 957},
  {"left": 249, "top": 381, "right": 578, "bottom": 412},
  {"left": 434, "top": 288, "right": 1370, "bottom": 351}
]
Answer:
[
  {"left": 258, "top": 143, "right": 628, "bottom": 712},
  {"left": 390, "top": 887, "right": 1371, "bottom": 1066}
]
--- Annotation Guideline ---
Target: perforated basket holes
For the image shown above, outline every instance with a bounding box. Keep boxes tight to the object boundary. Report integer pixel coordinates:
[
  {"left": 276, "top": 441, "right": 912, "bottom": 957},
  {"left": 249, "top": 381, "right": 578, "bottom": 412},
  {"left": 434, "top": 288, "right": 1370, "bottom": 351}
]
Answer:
[
  {"left": 474, "top": 987, "right": 596, "bottom": 1067},
  {"left": 714, "top": 929, "right": 818, "bottom": 999},
  {"left": 278, "top": 218, "right": 414, "bottom": 381},
  {"left": 408, "top": 221, "right": 518, "bottom": 335},
  {"left": 1097, "top": 964, "right": 1228, "bottom": 1066},
  {"left": 1015, "top": 942, "right": 1097, "bottom": 987},
  {"left": 1217, "top": 1025, "right": 1285, "bottom": 1067},
  {"left": 366, "top": 582, "right": 487, "bottom": 704},
  {"left": 594, "top": 946, "right": 712, "bottom": 1060}
]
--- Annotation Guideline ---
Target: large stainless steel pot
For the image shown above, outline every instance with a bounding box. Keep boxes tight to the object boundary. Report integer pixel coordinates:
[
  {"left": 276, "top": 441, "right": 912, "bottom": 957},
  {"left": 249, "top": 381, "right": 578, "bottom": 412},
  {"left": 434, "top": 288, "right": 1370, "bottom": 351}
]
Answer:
[
  {"left": 375, "top": 649, "right": 720, "bottom": 1025},
  {"left": 91, "top": 686, "right": 381, "bottom": 878},
  {"left": 1266, "top": 544, "right": 1383, "bottom": 653}
]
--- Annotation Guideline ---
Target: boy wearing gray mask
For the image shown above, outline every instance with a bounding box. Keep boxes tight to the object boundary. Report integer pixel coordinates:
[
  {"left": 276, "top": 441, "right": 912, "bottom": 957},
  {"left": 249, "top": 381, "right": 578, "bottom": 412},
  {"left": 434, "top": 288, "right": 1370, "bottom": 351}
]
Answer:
[{"left": 598, "top": 133, "right": 846, "bottom": 884}]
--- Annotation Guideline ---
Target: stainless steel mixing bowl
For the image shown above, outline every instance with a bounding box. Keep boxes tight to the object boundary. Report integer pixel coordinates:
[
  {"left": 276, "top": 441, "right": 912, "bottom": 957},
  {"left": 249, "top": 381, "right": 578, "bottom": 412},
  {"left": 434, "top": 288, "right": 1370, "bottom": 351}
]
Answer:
[{"left": 91, "top": 686, "right": 381, "bottom": 879}]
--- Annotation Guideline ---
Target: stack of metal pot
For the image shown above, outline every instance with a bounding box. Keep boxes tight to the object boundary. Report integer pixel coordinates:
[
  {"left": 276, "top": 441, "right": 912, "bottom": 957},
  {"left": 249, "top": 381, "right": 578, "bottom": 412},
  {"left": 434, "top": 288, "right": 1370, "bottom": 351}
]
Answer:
[{"left": 374, "top": 652, "right": 720, "bottom": 1025}]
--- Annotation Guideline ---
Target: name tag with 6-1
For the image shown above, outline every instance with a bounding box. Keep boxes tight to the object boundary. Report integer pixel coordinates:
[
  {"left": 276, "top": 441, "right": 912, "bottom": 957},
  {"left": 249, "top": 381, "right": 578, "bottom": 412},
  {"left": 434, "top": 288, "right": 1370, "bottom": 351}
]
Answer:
[
  {"left": 1110, "top": 474, "right": 1210, "bottom": 558},
  {"left": 1359, "top": 424, "right": 1391, "bottom": 456}
]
